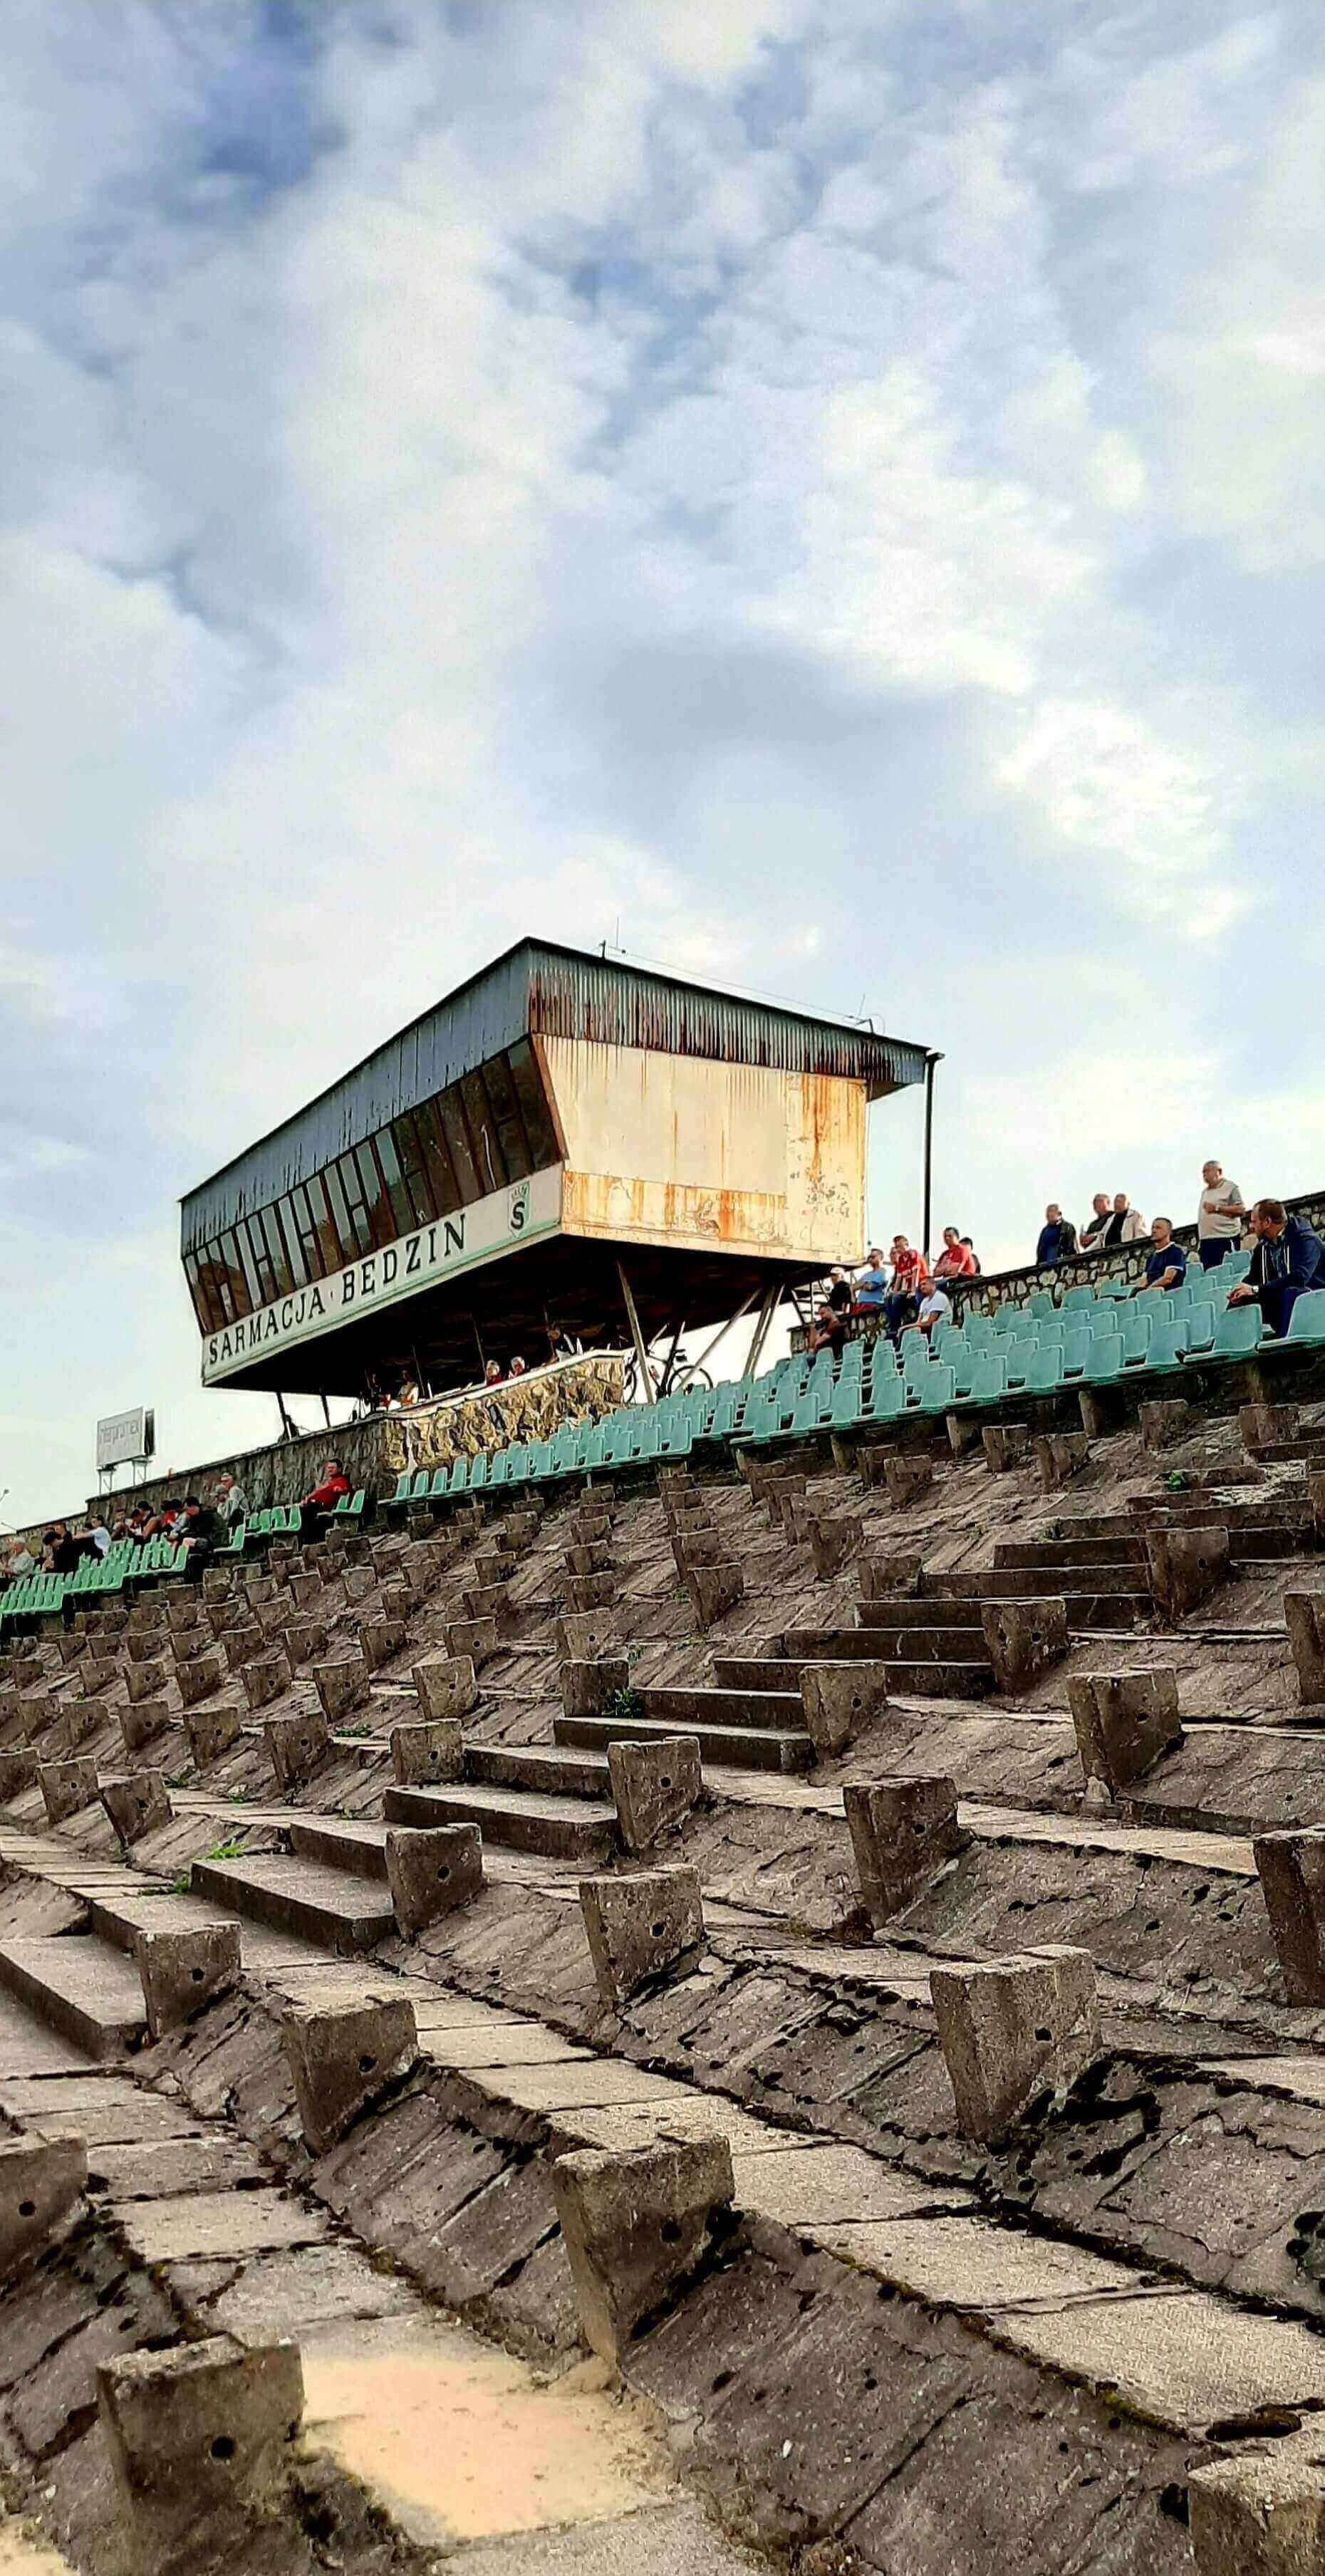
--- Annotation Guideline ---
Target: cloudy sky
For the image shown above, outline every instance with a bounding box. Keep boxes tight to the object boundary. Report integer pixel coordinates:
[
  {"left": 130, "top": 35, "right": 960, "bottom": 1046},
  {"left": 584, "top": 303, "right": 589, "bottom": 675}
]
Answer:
[{"left": 4, "top": 0, "right": 1324, "bottom": 1526}]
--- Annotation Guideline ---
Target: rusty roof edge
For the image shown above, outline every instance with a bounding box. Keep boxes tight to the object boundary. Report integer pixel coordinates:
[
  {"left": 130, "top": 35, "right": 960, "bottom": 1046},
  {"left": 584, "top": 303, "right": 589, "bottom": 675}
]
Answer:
[{"left": 180, "top": 936, "right": 931, "bottom": 1224}]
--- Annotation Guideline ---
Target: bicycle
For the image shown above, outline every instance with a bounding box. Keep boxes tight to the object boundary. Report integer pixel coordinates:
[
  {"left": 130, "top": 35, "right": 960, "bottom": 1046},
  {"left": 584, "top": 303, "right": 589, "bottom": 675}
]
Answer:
[{"left": 621, "top": 1340, "right": 714, "bottom": 1403}]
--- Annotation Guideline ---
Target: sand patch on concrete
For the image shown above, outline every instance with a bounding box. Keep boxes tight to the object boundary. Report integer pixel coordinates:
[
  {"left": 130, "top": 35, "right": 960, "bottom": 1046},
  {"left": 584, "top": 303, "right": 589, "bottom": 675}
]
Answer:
[{"left": 298, "top": 2315, "right": 671, "bottom": 2548}]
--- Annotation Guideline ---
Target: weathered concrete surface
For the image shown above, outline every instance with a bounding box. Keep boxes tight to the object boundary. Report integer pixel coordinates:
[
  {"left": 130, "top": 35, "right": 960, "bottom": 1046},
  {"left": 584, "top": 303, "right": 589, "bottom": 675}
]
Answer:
[
  {"left": 1067, "top": 1672, "right": 1184, "bottom": 1793},
  {"left": 580, "top": 1872, "right": 705, "bottom": 2007},
  {"left": 551, "top": 2137, "right": 734, "bottom": 2362},
  {"left": 282, "top": 1997, "right": 420, "bottom": 2153},
  {"left": 930, "top": 1946, "right": 1100, "bottom": 2143}
]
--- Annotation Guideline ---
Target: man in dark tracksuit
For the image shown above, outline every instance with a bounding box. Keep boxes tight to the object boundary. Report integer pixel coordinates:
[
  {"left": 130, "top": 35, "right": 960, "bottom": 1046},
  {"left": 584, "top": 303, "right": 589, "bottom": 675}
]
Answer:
[{"left": 1227, "top": 1199, "right": 1325, "bottom": 1337}]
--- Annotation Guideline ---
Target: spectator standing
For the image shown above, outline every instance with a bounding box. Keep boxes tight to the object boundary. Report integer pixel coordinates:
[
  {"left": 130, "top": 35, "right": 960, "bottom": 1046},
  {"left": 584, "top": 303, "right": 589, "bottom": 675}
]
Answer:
[
  {"left": 1080, "top": 1194, "right": 1112, "bottom": 1253},
  {"left": 509, "top": 1355, "right": 527, "bottom": 1377},
  {"left": 960, "top": 1236, "right": 980, "bottom": 1273},
  {"left": 1137, "top": 1218, "right": 1187, "bottom": 1294},
  {"left": 484, "top": 1360, "right": 504, "bottom": 1388},
  {"left": 1196, "top": 1160, "right": 1246, "bottom": 1272},
  {"left": 1101, "top": 1193, "right": 1145, "bottom": 1249},
  {"left": 88, "top": 1520, "right": 112, "bottom": 1556},
  {"left": 933, "top": 1226, "right": 977, "bottom": 1282},
  {"left": 883, "top": 1237, "right": 929, "bottom": 1342},
  {"left": 916, "top": 1281, "right": 951, "bottom": 1338},
  {"left": 1228, "top": 1200, "right": 1325, "bottom": 1337},
  {"left": 1036, "top": 1205, "right": 1079, "bottom": 1266},
  {"left": 852, "top": 1250, "right": 888, "bottom": 1315}
]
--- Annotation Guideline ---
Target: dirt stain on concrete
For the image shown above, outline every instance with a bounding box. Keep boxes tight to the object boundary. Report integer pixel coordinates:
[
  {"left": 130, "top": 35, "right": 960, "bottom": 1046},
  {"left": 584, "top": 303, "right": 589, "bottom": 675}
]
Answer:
[{"left": 298, "top": 2317, "right": 672, "bottom": 2548}]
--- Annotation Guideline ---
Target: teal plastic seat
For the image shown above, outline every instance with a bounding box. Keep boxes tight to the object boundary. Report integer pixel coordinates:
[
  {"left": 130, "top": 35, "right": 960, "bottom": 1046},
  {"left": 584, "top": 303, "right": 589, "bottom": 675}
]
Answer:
[
  {"left": 1061, "top": 1328, "right": 1091, "bottom": 1381},
  {"left": 868, "top": 1372, "right": 905, "bottom": 1422},
  {"left": 1285, "top": 1290, "right": 1325, "bottom": 1345},
  {"left": 963, "top": 1314, "right": 996, "bottom": 1347},
  {"left": 468, "top": 1454, "right": 489, "bottom": 1492},
  {"left": 1183, "top": 1300, "right": 1216, "bottom": 1353},
  {"left": 1115, "top": 1305, "right": 1151, "bottom": 1365},
  {"left": 961, "top": 1350, "right": 1007, "bottom": 1407},
  {"left": 1083, "top": 1336, "right": 1123, "bottom": 1384},
  {"left": 1143, "top": 1312, "right": 1188, "bottom": 1370},
  {"left": 1213, "top": 1303, "right": 1264, "bottom": 1358},
  {"left": 1061, "top": 1286, "right": 1095, "bottom": 1312},
  {"left": 1024, "top": 1346, "right": 1064, "bottom": 1394},
  {"left": 1027, "top": 1291, "right": 1056, "bottom": 1318},
  {"left": 915, "top": 1362, "right": 957, "bottom": 1413}
]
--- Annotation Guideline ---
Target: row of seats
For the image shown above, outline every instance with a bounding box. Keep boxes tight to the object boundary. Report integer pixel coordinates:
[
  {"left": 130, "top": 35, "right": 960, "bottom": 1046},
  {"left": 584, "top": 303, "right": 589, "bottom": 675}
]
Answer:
[{"left": 0, "top": 1492, "right": 368, "bottom": 1637}]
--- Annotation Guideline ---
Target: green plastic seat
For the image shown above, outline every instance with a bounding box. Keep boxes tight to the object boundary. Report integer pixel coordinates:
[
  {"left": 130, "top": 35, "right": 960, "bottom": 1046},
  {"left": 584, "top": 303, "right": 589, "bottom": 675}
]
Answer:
[
  {"left": 1083, "top": 1336, "right": 1123, "bottom": 1383},
  {"left": 1142, "top": 1312, "right": 1188, "bottom": 1370},
  {"left": 1286, "top": 1290, "right": 1325, "bottom": 1346},
  {"left": 1183, "top": 1300, "right": 1217, "bottom": 1353},
  {"left": 1061, "top": 1286, "right": 1096, "bottom": 1312}
]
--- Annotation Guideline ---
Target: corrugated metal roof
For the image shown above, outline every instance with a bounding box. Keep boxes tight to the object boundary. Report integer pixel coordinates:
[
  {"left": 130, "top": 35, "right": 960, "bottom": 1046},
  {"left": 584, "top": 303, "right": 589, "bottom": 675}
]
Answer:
[{"left": 181, "top": 938, "right": 930, "bottom": 1251}]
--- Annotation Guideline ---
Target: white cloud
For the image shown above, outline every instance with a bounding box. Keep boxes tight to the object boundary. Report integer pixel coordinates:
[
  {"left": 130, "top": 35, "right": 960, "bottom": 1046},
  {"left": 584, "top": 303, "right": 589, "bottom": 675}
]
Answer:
[{"left": 0, "top": 0, "right": 1320, "bottom": 1523}]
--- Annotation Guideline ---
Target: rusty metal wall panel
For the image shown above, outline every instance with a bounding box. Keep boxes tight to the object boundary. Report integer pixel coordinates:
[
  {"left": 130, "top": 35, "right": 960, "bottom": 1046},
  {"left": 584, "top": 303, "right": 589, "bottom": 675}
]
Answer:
[
  {"left": 182, "top": 938, "right": 923, "bottom": 1253},
  {"left": 549, "top": 1042, "right": 867, "bottom": 1264}
]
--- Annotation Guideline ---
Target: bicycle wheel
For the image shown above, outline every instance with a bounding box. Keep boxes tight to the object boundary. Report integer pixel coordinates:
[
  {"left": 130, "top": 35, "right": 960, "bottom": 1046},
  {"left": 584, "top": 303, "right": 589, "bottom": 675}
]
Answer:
[{"left": 675, "top": 1364, "right": 713, "bottom": 1393}]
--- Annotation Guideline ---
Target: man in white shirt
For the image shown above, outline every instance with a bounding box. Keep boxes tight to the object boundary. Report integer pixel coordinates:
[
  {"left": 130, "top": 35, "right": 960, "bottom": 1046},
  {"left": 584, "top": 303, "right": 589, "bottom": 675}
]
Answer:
[
  {"left": 1197, "top": 1160, "right": 1245, "bottom": 1273},
  {"left": 916, "top": 1283, "right": 951, "bottom": 1339}
]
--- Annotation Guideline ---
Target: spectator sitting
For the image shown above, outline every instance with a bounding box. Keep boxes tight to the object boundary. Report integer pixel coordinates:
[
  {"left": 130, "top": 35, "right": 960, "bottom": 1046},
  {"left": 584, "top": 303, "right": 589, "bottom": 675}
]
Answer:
[
  {"left": 809, "top": 1301, "right": 846, "bottom": 1361},
  {"left": 916, "top": 1281, "right": 951, "bottom": 1337},
  {"left": 43, "top": 1523, "right": 85, "bottom": 1575},
  {"left": 215, "top": 1473, "right": 248, "bottom": 1527},
  {"left": 1197, "top": 1159, "right": 1246, "bottom": 1272},
  {"left": 1036, "top": 1204, "right": 1079, "bottom": 1266},
  {"left": 852, "top": 1249, "right": 888, "bottom": 1315},
  {"left": 176, "top": 1496, "right": 219, "bottom": 1566},
  {"left": 1136, "top": 1217, "right": 1187, "bottom": 1294},
  {"left": 299, "top": 1457, "right": 351, "bottom": 1531},
  {"left": 825, "top": 1267, "right": 853, "bottom": 1318},
  {"left": 1079, "top": 1193, "right": 1112, "bottom": 1253},
  {"left": 397, "top": 1379, "right": 422, "bottom": 1408},
  {"left": 509, "top": 1355, "right": 526, "bottom": 1377},
  {"left": 1101, "top": 1193, "right": 1145, "bottom": 1248},
  {"left": 883, "top": 1236, "right": 929, "bottom": 1342},
  {"left": 1227, "top": 1199, "right": 1325, "bottom": 1337},
  {"left": 933, "top": 1226, "right": 977, "bottom": 1281},
  {"left": 5, "top": 1538, "right": 36, "bottom": 1580},
  {"left": 960, "top": 1236, "right": 980, "bottom": 1273},
  {"left": 484, "top": 1360, "right": 504, "bottom": 1388}
]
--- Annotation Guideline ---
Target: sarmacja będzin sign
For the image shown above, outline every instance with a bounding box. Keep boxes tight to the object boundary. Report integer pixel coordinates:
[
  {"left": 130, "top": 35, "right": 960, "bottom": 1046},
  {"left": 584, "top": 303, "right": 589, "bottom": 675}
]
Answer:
[{"left": 200, "top": 1167, "right": 558, "bottom": 1385}]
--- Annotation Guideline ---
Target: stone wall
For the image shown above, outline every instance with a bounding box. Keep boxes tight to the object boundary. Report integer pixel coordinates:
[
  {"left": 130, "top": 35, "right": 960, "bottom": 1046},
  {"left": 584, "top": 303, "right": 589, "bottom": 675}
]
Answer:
[{"left": 58, "top": 1351, "right": 625, "bottom": 1534}]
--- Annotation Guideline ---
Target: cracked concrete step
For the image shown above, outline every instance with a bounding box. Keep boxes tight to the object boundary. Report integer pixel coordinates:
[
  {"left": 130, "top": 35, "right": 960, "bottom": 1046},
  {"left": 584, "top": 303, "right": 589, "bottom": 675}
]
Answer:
[
  {"left": 464, "top": 1742, "right": 613, "bottom": 1798},
  {"left": 637, "top": 1684, "right": 805, "bottom": 1736},
  {"left": 556, "top": 1710, "right": 814, "bottom": 1773},
  {"left": 189, "top": 1852, "right": 395, "bottom": 1953},
  {"left": 853, "top": 1599, "right": 987, "bottom": 1629},
  {"left": 289, "top": 1816, "right": 390, "bottom": 1879},
  {"left": 78, "top": 1883, "right": 323, "bottom": 1973},
  {"left": 924, "top": 1567, "right": 1150, "bottom": 1600},
  {"left": 714, "top": 1652, "right": 996, "bottom": 1701},
  {"left": 383, "top": 1780, "right": 620, "bottom": 1862},
  {"left": 0, "top": 1934, "right": 145, "bottom": 2060},
  {"left": 994, "top": 1535, "right": 1148, "bottom": 1569}
]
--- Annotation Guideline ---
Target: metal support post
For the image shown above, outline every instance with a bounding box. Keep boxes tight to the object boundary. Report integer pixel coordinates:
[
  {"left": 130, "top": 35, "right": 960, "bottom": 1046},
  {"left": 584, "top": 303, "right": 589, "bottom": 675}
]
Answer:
[{"left": 617, "top": 1261, "right": 657, "bottom": 1403}]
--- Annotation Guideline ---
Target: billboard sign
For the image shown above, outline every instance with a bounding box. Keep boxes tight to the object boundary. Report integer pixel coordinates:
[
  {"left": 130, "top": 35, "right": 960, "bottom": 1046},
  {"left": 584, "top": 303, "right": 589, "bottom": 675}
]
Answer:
[{"left": 95, "top": 1407, "right": 155, "bottom": 1472}]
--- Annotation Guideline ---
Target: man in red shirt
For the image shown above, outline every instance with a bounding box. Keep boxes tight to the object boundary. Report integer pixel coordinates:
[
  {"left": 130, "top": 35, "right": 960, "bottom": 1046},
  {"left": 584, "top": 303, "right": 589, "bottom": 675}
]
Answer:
[
  {"left": 299, "top": 1457, "right": 352, "bottom": 1532},
  {"left": 884, "top": 1236, "right": 930, "bottom": 1341},
  {"left": 933, "top": 1226, "right": 977, "bottom": 1282}
]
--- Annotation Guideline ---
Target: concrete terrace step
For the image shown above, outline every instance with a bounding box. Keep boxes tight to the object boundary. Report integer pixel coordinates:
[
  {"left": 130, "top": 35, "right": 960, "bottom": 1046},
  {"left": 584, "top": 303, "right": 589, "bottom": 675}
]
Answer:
[
  {"left": 383, "top": 1780, "right": 619, "bottom": 1863},
  {"left": 853, "top": 1598, "right": 987, "bottom": 1630},
  {"left": 556, "top": 1709, "right": 814, "bottom": 1773},
  {"left": 189, "top": 1852, "right": 395, "bottom": 1954},
  {"left": 289, "top": 1816, "right": 389, "bottom": 1880},
  {"left": 0, "top": 1934, "right": 145, "bottom": 2060},
  {"left": 993, "top": 1535, "right": 1148, "bottom": 1570},
  {"left": 923, "top": 1566, "right": 1150, "bottom": 1600},
  {"left": 714, "top": 1656, "right": 994, "bottom": 1701},
  {"left": 638, "top": 1684, "right": 805, "bottom": 1736},
  {"left": 464, "top": 1742, "right": 613, "bottom": 1799}
]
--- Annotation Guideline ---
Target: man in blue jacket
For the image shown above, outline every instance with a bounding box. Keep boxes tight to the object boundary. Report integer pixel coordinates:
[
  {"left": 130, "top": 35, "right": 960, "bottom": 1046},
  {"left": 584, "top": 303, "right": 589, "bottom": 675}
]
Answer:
[
  {"left": 1036, "top": 1204, "right": 1078, "bottom": 1267},
  {"left": 1227, "top": 1199, "right": 1325, "bottom": 1337}
]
